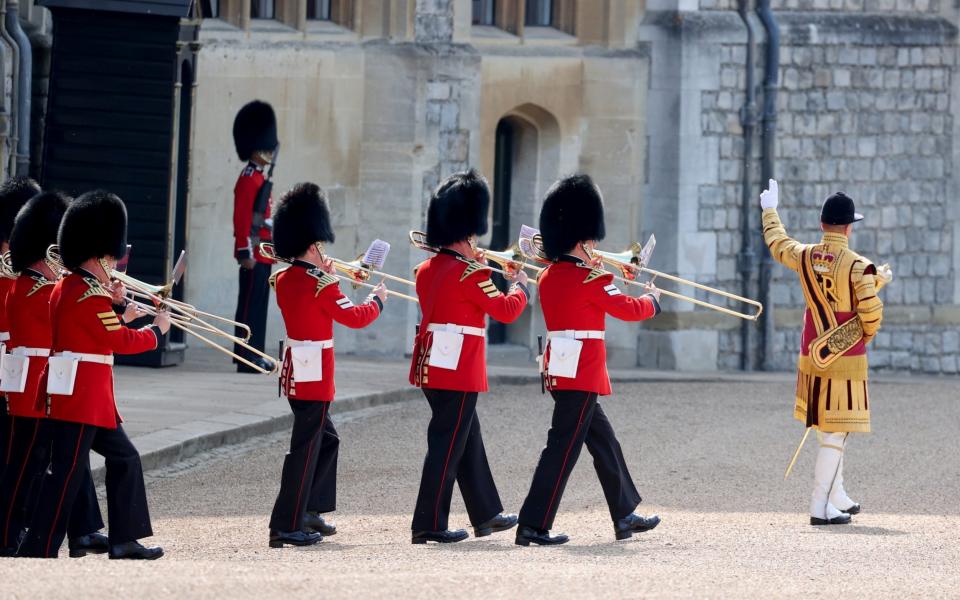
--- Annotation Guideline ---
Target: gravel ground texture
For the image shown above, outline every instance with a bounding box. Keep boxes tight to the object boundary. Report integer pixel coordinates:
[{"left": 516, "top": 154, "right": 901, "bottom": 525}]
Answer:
[{"left": 2, "top": 379, "right": 959, "bottom": 599}]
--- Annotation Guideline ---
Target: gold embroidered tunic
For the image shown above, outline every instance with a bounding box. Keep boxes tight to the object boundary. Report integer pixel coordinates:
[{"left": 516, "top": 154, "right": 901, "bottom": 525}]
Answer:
[{"left": 762, "top": 208, "right": 885, "bottom": 433}]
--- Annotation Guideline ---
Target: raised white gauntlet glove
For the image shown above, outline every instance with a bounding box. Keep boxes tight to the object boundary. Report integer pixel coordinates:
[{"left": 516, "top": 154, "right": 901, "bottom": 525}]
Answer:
[
  {"left": 760, "top": 178, "right": 779, "bottom": 210},
  {"left": 877, "top": 263, "right": 893, "bottom": 285}
]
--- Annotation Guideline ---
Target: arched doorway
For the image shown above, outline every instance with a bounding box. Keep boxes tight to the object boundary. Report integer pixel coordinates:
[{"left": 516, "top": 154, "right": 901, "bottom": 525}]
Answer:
[{"left": 487, "top": 106, "right": 560, "bottom": 348}]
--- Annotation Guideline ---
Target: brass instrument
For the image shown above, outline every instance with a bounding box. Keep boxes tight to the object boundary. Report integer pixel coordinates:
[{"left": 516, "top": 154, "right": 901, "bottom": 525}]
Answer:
[
  {"left": 0, "top": 251, "right": 16, "bottom": 279},
  {"left": 408, "top": 231, "right": 541, "bottom": 284},
  {"left": 516, "top": 233, "right": 764, "bottom": 321},
  {"left": 259, "top": 243, "right": 419, "bottom": 304},
  {"left": 45, "top": 245, "right": 276, "bottom": 374},
  {"left": 330, "top": 257, "right": 417, "bottom": 290}
]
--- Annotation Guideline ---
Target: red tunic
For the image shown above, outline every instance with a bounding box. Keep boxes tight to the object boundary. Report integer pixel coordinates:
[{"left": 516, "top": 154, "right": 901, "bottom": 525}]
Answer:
[
  {"left": 46, "top": 272, "right": 158, "bottom": 429},
  {"left": 233, "top": 162, "right": 273, "bottom": 264},
  {"left": 540, "top": 256, "right": 659, "bottom": 395},
  {"left": 5, "top": 271, "right": 56, "bottom": 418},
  {"left": 274, "top": 261, "right": 382, "bottom": 401},
  {"left": 0, "top": 276, "right": 14, "bottom": 338},
  {"left": 409, "top": 249, "right": 528, "bottom": 392}
]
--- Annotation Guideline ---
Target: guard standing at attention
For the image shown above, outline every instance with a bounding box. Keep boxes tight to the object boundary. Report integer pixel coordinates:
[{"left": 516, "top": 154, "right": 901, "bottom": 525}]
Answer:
[
  {"left": 232, "top": 100, "right": 279, "bottom": 373},
  {"left": 409, "top": 169, "right": 528, "bottom": 545},
  {"left": 515, "top": 174, "right": 662, "bottom": 546},
  {"left": 0, "top": 177, "right": 41, "bottom": 478},
  {"left": 18, "top": 191, "right": 171, "bottom": 559},
  {"left": 266, "top": 183, "right": 387, "bottom": 549},
  {"left": 0, "top": 192, "right": 108, "bottom": 558},
  {"left": 761, "top": 179, "right": 888, "bottom": 526}
]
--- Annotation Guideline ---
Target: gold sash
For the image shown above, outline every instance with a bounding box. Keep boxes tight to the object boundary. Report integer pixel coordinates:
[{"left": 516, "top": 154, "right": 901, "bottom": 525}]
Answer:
[{"left": 799, "top": 248, "right": 863, "bottom": 370}]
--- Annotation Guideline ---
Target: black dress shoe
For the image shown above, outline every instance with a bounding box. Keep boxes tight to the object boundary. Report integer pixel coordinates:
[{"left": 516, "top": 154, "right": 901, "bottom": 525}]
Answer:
[
  {"left": 269, "top": 530, "right": 322, "bottom": 548},
  {"left": 614, "top": 513, "right": 661, "bottom": 540},
  {"left": 515, "top": 525, "right": 569, "bottom": 546},
  {"left": 474, "top": 513, "right": 518, "bottom": 537},
  {"left": 237, "top": 357, "right": 275, "bottom": 374},
  {"left": 411, "top": 529, "right": 468, "bottom": 544},
  {"left": 69, "top": 532, "right": 110, "bottom": 558},
  {"left": 108, "top": 541, "right": 164, "bottom": 560},
  {"left": 303, "top": 512, "right": 337, "bottom": 536},
  {"left": 840, "top": 503, "right": 861, "bottom": 515},
  {"left": 810, "top": 513, "right": 852, "bottom": 526}
]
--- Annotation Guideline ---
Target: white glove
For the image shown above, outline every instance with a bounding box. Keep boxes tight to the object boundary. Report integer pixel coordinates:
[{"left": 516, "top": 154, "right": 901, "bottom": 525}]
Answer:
[
  {"left": 877, "top": 263, "right": 893, "bottom": 284},
  {"left": 760, "top": 178, "right": 779, "bottom": 210}
]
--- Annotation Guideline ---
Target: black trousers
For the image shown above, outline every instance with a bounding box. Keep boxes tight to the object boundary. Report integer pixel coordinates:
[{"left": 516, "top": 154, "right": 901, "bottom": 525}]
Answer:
[
  {"left": 0, "top": 417, "right": 103, "bottom": 549},
  {"left": 234, "top": 262, "right": 271, "bottom": 365},
  {"left": 412, "top": 389, "right": 503, "bottom": 532},
  {"left": 19, "top": 420, "right": 152, "bottom": 558},
  {"left": 1, "top": 402, "right": 10, "bottom": 481},
  {"left": 518, "top": 390, "right": 641, "bottom": 531},
  {"left": 269, "top": 400, "right": 339, "bottom": 532}
]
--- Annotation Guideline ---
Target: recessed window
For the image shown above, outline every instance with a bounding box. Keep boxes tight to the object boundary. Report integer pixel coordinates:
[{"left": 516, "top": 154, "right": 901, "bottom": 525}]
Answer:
[
  {"left": 473, "top": 0, "right": 496, "bottom": 25},
  {"left": 308, "top": 0, "right": 332, "bottom": 20},
  {"left": 251, "top": 0, "right": 275, "bottom": 19},
  {"left": 525, "top": 0, "right": 553, "bottom": 26},
  {"left": 200, "top": 0, "right": 218, "bottom": 17}
]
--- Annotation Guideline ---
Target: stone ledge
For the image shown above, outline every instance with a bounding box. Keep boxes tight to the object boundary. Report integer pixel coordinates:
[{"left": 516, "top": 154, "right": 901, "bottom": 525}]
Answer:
[
  {"left": 642, "top": 10, "right": 957, "bottom": 46},
  {"left": 641, "top": 304, "right": 960, "bottom": 331}
]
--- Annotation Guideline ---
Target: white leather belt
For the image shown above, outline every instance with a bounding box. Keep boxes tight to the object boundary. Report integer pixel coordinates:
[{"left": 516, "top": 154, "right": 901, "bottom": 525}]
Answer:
[
  {"left": 286, "top": 338, "right": 334, "bottom": 350},
  {"left": 55, "top": 351, "right": 114, "bottom": 365},
  {"left": 427, "top": 323, "right": 486, "bottom": 338},
  {"left": 547, "top": 330, "right": 605, "bottom": 340},
  {"left": 0, "top": 332, "right": 9, "bottom": 342},
  {"left": 11, "top": 347, "right": 51, "bottom": 357}
]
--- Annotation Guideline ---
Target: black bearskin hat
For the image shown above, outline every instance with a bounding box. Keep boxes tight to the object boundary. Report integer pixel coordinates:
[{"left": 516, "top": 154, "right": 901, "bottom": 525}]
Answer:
[
  {"left": 425, "top": 169, "right": 490, "bottom": 247},
  {"left": 0, "top": 176, "right": 41, "bottom": 243},
  {"left": 58, "top": 190, "right": 128, "bottom": 271},
  {"left": 233, "top": 100, "right": 279, "bottom": 162},
  {"left": 273, "top": 182, "right": 335, "bottom": 259},
  {"left": 9, "top": 191, "right": 71, "bottom": 273},
  {"left": 538, "top": 174, "right": 606, "bottom": 261}
]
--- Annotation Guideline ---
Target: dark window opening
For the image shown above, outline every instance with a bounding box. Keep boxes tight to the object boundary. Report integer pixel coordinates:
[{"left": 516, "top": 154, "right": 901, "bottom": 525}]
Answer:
[
  {"left": 473, "top": 0, "right": 496, "bottom": 25},
  {"left": 488, "top": 119, "right": 515, "bottom": 345},
  {"left": 200, "top": 0, "right": 218, "bottom": 17},
  {"left": 308, "top": 0, "right": 332, "bottom": 20},
  {"left": 525, "top": 0, "right": 553, "bottom": 26},
  {"left": 251, "top": 0, "right": 275, "bottom": 19}
]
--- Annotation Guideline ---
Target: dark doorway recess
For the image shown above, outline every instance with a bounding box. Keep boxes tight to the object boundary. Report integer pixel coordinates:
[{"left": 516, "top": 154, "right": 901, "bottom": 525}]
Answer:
[{"left": 39, "top": 0, "right": 201, "bottom": 366}]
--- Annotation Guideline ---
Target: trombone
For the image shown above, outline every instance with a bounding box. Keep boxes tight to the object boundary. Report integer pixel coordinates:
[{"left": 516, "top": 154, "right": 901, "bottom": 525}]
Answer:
[
  {"left": 518, "top": 234, "right": 764, "bottom": 321},
  {"left": 45, "top": 245, "right": 277, "bottom": 374},
  {"left": 259, "top": 242, "right": 420, "bottom": 303},
  {"left": 408, "top": 231, "right": 542, "bottom": 284},
  {"left": 0, "top": 251, "right": 15, "bottom": 279}
]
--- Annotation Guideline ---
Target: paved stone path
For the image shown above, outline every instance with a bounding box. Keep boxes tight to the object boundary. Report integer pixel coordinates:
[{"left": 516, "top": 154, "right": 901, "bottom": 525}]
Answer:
[{"left": 3, "top": 378, "right": 958, "bottom": 598}]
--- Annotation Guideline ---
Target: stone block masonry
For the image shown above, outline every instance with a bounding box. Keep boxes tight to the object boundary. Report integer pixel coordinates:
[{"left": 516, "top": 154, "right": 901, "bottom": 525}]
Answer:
[{"left": 695, "top": 9, "right": 958, "bottom": 372}]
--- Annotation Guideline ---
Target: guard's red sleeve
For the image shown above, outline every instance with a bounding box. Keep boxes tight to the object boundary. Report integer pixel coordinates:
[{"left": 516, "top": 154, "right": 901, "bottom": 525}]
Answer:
[
  {"left": 463, "top": 270, "right": 528, "bottom": 324},
  {"left": 319, "top": 283, "right": 381, "bottom": 329},
  {"left": 589, "top": 275, "right": 660, "bottom": 322},
  {"left": 83, "top": 296, "right": 159, "bottom": 355},
  {"left": 233, "top": 175, "right": 259, "bottom": 260}
]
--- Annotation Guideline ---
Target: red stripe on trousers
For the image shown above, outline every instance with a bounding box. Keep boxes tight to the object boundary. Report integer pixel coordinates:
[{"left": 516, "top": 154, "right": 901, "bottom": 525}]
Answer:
[
  {"left": 291, "top": 403, "right": 326, "bottom": 531},
  {"left": 434, "top": 393, "right": 467, "bottom": 531},
  {"left": 45, "top": 424, "right": 85, "bottom": 557},
  {"left": 3, "top": 419, "right": 40, "bottom": 546},
  {"left": 542, "top": 395, "right": 592, "bottom": 530}
]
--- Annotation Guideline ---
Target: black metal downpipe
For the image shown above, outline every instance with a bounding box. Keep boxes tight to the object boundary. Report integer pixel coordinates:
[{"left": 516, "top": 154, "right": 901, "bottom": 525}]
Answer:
[
  {"left": 756, "top": 0, "right": 779, "bottom": 371},
  {"left": 736, "top": 0, "right": 757, "bottom": 371},
  {"left": 5, "top": 0, "right": 31, "bottom": 175}
]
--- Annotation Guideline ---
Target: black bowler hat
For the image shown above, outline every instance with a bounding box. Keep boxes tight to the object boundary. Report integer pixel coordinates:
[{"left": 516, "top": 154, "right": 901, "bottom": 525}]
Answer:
[{"left": 820, "top": 192, "right": 863, "bottom": 226}]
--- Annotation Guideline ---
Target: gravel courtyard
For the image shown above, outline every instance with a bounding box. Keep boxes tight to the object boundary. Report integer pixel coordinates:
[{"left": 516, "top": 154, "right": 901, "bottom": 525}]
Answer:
[{"left": 2, "top": 378, "right": 958, "bottom": 599}]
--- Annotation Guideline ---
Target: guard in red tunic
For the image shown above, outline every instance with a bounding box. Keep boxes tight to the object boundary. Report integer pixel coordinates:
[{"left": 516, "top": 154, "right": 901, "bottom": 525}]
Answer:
[
  {"left": 267, "top": 183, "right": 386, "bottom": 548},
  {"left": 232, "top": 100, "right": 278, "bottom": 373},
  {"left": 0, "top": 177, "right": 41, "bottom": 478},
  {"left": 409, "top": 169, "right": 528, "bottom": 544},
  {"left": 18, "top": 191, "right": 171, "bottom": 560},
  {"left": 0, "top": 192, "right": 107, "bottom": 558},
  {"left": 515, "top": 174, "right": 662, "bottom": 546}
]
